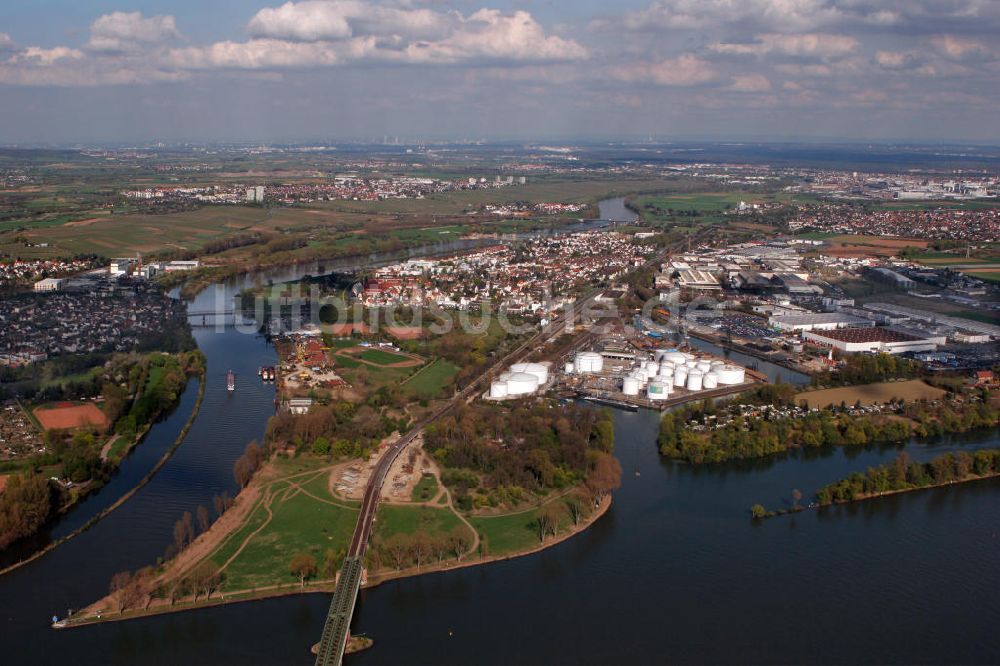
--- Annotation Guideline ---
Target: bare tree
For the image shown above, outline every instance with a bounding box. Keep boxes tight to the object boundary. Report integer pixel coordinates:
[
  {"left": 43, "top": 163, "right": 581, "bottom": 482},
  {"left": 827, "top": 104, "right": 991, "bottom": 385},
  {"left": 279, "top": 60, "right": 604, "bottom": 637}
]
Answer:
[
  {"left": 109, "top": 571, "right": 133, "bottom": 614},
  {"left": 448, "top": 527, "right": 470, "bottom": 561},
  {"left": 411, "top": 533, "right": 431, "bottom": 570},
  {"left": 289, "top": 553, "right": 317, "bottom": 587},
  {"left": 384, "top": 533, "right": 411, "bottom": 570}
]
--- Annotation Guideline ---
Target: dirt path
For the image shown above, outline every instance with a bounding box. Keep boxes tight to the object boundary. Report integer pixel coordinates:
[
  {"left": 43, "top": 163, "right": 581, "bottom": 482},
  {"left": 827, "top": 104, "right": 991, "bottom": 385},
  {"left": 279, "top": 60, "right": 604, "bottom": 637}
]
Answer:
[{"left": 99, "top": 435, "right": 120, "bottom": 462}]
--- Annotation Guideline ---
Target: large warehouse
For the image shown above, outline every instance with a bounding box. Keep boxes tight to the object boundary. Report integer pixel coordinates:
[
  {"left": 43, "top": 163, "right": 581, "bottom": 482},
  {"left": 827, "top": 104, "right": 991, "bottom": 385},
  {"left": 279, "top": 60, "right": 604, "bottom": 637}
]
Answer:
[
  {"left": 769, "top": 312, "right": 873, "bottom": 332},
  {"left": 803, "top": 327, "right": 945, "bottom": 354}
]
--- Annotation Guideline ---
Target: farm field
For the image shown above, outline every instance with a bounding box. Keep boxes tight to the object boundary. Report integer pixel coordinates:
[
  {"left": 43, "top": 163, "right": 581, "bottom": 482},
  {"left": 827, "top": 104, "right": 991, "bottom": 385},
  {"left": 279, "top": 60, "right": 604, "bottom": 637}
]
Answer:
[
  {"left": 823, "top": 234, "right": 927, "bottom": 258},
  {"left": 796, "top": 380, "right": 947, "bottom": 409},
  {"left": 33, "top": 402, "right": 109, "bottom": 431}
]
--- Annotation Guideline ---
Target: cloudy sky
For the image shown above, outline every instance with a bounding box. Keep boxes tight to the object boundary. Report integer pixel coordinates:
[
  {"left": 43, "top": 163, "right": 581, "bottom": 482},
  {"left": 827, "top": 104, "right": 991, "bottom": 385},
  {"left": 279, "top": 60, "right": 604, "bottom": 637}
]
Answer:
[{"left": 0, "top": 0, "right": 998, "bottom": 144}]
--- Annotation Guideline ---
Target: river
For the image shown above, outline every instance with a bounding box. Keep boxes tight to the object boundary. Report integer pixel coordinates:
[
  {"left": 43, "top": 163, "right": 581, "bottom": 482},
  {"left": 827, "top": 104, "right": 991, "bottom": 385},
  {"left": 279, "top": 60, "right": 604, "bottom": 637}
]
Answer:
[{"left": 1, "top": 199, "right": 999, "bottom": 664}]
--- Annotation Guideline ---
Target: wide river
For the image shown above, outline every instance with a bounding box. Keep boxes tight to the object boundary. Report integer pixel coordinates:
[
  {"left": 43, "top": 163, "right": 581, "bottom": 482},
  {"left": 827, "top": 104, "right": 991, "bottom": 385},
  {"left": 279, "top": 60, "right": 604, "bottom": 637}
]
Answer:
[{"left": 2, "top": 199, "right": 999, "bottom": 664}]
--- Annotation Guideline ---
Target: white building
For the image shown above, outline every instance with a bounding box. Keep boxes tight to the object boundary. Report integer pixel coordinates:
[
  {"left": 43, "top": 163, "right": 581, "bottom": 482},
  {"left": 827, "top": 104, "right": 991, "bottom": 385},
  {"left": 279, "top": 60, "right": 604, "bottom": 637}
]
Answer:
[
  {"left": 769, "top": 312, "right": 873, "bottom": 333},
  {"left": 33, "top": 277, "right": 63, "bottom": 292}
]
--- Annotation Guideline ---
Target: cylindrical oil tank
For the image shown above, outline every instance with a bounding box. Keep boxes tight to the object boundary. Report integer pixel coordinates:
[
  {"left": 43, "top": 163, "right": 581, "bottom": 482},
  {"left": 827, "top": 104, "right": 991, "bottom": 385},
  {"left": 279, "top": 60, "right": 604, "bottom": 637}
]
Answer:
[
  {"left": 647, "top": 381, "right": 671, "bottom": 401},
  {"left": 574, "top": 352, "right": 604, "bottom": 374},
  {"left": 512, "top": 362, "right": 549, "bottom": 386},
  {"left": 659, "top": 366, "right": 674, "bottom": 378},
  {"left": 489, "top": 381, "right": 509, "bottom": 399},
  {"left": 714, "top": 365, "right": 746, "bottom": 385},
  {"left": 505, "top": 372, "right": 539, "bottom": 395},
  {"left": 622, "top": 376, "right": 641, "bottom": 396},
  {"left": 673, "top": 371, "right": 688, "bottom": 387},
  {"left": 685, "top": 360, "right": 698, "bottom": 370},
  {"left": 686, "top": 372, "right": 704, "bottom": 391},
  {"left": 634, "top": 369, "right": 648, "bottom": 384},
  {"left": 696, "top": 361, "right": 712, "bottom": 373},
  {"left": 703, "top": 373, "right": 719, "bottom": 389},
  {"left": 645, "top": 361, "right": 659, "bottom": 375}
]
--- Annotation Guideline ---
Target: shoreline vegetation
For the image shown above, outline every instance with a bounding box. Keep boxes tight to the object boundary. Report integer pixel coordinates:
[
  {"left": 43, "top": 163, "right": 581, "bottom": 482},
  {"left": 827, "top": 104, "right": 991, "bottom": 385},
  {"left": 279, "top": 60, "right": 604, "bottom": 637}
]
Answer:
[
  {"left": 0, "top": 351, "right": 206, "bottom": 559},
  {"left": 61, "top": 401, "right": 620, "bottom": 628},
  {"left": 658, "top": 383, "right": 998, "bottom": 464},
  {"left": 752, "top": 447, "right": 1000, "bottom": 519},
  {"left": 57, "top": 482, "right": 612, "bottom": 629},
  {"left": 0, "top": 372, "right": 206, "bottom": 576}
]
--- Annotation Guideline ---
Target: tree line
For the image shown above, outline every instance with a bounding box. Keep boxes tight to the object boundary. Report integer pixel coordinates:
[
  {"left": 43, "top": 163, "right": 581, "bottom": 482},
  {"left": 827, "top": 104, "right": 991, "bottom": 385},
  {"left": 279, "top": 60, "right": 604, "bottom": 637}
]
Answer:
[
  {"left": 815, "top": 448, "right": 1000, "bottom": 505},
  {"left": 810, "top": 353, "right": 923, "bottom": 387},
  {"left": 659, "top": 392, "right": 998, "bottom": 464}
]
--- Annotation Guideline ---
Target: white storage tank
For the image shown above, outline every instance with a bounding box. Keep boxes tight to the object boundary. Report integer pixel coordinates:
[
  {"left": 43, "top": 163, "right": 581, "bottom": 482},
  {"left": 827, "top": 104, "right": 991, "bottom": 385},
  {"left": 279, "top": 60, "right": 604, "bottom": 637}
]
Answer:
[
  {"left": 681, "top": 352, "right": 696, "bottom": 361},
  {"left": 622, "top": 376, "right": 641, "bottom": 396},
  {"left": 645, "top": 361, "right": 659, "bottom": 375},
  {"left": 686, "top": 372, "right": 704, "bottom": 392},
  {"left": 703, "top": 373, "right": 719, "bottom": 389},
  {"left": 647, "top": 381, "right": 671, "bottom": 401},
  {"left": 489, "top": 380, "right": 509, "bottom": 399},
  {"left": 659, "top": 366, "right": 674, "bottom": 378},
  {"left": 511, "top": 362, "right": 549, "bottom": 386},
  {"left": 673, "top": 371, "right": 688, "bottom": 387},
  {"left": 574, "top": 352, "right": 604, "bottom": 374},
  {"left": 659, "top": 361, "right": 675, "bottom": 374},
  {"left": 714, "top": 365, "right": 746, "bottom": 385},
  {"left": 564, "top": 362, "right": 575, "bottom": 375},
  {"left": 506, "top": 372, "right": 540, "bottom": 395},
  {"left": 665, "top": 352, "right": 687, "bottom": 365},
  {"left": 696, "top": 361, "right": 712, "bottom": 373},
  {"left": 685, "top": 360, "right": 698, "bottom": 370}
]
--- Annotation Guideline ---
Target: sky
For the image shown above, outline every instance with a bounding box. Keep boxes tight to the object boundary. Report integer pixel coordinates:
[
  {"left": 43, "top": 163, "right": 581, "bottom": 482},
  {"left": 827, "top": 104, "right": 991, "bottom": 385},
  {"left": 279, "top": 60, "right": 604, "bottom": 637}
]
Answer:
[{"left": 0, "top": 0, "right": 998, "bottom": 145}]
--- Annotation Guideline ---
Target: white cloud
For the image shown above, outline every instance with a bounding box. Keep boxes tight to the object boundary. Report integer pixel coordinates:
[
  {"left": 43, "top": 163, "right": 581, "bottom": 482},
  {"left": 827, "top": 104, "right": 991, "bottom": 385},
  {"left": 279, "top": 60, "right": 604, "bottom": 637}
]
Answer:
[
  {"left": 930, "top": 35, "right": 993, "bottom": 62},
  {"left": 873, "top": 50, "right": 922, "bottom": 70},
  {"left": 710, "top": 33, "right": 858, "bottom": 58},
  {"left": 0, "top": 33, "right": 14, "bottom": 52},
  {"left": 12, "top": 46, "right": 84, "bottom": 66},
  {"left": 728, "top": 73, "right": 772, "bottom": 92},
  {"left": 609, "top": 54, "right": 718, "bottom": 86},
  {"left": 172, "top": 5, "right": 585, "bottom": 69},
  {"left": 247, "top": 1, "right": 452, "bottom": 42},
  {"left": 87, "top": 12, "right": 182, "bottom": 52},
  {"left": 624, "top": 0, "right": 851, "bottom": 32}
]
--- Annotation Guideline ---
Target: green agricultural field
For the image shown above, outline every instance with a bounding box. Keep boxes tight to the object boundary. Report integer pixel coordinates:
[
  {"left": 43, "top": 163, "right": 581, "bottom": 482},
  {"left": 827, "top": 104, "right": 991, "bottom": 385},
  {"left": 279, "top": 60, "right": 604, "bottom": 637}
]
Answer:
[
  {"left": 401, "top": 359, "right": 460, "bottom": 399},
  {"left": 968, "top": 272, "right": 1000, "bottom": 284}
]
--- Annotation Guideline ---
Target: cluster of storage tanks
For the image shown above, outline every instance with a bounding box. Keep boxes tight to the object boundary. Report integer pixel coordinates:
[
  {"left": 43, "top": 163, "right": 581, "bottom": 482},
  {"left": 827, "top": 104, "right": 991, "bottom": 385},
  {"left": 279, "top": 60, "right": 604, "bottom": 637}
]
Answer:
[
  {"left": 622, "top": 350, "right": 746, "bottom": 401},
  {"left": 489, "top": 362, "right": 550, "bottom": 400}
]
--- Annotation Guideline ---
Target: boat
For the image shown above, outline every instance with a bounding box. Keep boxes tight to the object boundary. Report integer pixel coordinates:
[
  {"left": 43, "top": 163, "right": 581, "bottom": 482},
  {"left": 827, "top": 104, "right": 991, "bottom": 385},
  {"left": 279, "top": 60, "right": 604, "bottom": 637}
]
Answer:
[{"left": 227, "top": 370, "right": 236, "bottom": 391}]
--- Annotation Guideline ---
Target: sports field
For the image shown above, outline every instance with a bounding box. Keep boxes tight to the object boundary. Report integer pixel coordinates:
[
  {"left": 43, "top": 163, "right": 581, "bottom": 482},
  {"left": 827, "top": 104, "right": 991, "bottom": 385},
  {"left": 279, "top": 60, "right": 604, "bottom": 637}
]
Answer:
[
  {"left": 33, "top": 402, "right": 109, "bottom": 431},
  {"left": 796, "top": 380, "right": 946, "bottom": 409}
]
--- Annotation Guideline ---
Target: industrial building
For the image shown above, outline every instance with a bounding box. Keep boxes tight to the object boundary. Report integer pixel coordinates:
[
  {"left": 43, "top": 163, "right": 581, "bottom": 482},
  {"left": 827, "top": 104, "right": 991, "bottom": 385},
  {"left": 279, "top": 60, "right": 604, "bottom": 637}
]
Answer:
[
  {"left": 768, "top": 312, "right": 874, "bottom": 333},
  {"left": 803, "top": 327, "right": 944, "bottom": 354},
  {"left": 33, "top": 277, "right": 63, "bottom": 292}
]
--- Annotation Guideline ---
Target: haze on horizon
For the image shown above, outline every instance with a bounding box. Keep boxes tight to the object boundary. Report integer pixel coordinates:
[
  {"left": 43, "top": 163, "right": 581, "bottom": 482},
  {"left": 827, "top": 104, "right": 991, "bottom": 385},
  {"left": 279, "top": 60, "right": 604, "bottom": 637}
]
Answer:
[{"left": 0, "top": 0, "right": 998, "bottom": 145}]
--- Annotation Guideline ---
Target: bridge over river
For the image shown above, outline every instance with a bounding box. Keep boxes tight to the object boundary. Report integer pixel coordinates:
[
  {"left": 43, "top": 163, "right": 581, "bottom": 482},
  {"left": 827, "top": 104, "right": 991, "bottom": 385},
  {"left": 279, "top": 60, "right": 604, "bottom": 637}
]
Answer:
[{"left": 311, "top": 230, "right": 696, "bottom": 665}]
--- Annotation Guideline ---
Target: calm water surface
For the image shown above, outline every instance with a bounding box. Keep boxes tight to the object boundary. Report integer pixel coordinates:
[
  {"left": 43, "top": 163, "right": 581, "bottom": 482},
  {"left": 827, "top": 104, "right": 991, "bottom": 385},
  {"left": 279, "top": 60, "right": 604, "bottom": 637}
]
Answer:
[{"left": 1, "top": 199, "right": 998, "bottom": 664}]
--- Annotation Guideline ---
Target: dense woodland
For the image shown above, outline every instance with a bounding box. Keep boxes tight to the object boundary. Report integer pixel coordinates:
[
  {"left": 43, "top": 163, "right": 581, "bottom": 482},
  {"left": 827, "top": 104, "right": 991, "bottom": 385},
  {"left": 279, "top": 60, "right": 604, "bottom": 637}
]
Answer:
[
  {"left": 424, "top": 402, "right": 619, "bottom": 510},
  {"left": 658, "top": 386, "right": 999, "bottom": 464},
  {"left": 816, "top": 448, "right": 1000, "bottom": 505},
  {"left": 266, "top": 399, "right": 406, "bottom": 459}
]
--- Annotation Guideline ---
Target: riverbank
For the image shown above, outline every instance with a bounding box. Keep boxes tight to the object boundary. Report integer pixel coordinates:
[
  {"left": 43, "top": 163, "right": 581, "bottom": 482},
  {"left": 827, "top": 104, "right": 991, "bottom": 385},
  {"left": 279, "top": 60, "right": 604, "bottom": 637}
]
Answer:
[
  {"left": 0, "top": 374, "right": 206, "bottom": 577},
  {"left": 57, "top": 489, "right": 611, "bottom": 629}
]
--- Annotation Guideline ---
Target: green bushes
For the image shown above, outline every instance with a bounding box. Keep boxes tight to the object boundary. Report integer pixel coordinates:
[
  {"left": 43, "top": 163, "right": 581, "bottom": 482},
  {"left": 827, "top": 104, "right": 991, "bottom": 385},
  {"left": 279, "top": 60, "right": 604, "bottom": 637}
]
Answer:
[{"left": 816, "top": 449, "right": 1000, "bottom": 504}]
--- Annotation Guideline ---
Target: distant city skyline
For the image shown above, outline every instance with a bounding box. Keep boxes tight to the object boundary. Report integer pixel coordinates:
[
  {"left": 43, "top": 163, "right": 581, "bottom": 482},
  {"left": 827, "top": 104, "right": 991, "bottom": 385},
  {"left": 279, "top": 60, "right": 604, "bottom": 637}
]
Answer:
[{"left": 0, "top": 0, "right": 998, "bottom": 144}]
